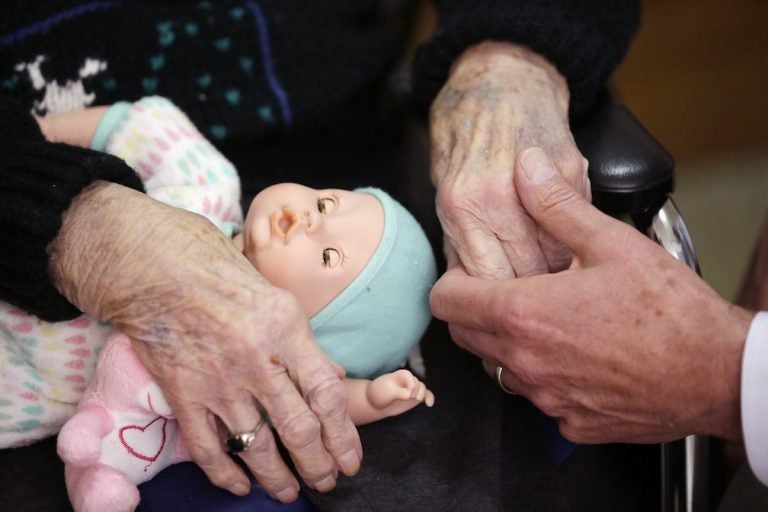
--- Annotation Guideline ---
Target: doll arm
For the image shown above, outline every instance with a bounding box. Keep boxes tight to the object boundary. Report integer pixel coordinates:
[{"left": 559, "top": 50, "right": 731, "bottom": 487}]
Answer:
[
  {"left": 36, "top": 107, "right": 110, "bottom": 149},
  {"left": 102, "top": 97, "right": 243, "bottom": 235},
  {"left": 57, "top": 402, "right": 115, "bottom": 466},
  {"left": 38, "top": 97, "right": 242, "bottom": 235},
  {"left": 344, "top": 369, "right": 434, "bottom": 426}
]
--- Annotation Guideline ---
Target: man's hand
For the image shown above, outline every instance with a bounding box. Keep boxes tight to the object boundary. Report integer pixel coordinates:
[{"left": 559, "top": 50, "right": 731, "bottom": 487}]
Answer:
[
  {"left": 49, "top": 182, "right": 362, "bottom": 502},
  {"left": 430, "top": 148, "right": 754, "bottom": 444},
  {"left": 430, "top": 41, "right": 589, "bottom": 278}
]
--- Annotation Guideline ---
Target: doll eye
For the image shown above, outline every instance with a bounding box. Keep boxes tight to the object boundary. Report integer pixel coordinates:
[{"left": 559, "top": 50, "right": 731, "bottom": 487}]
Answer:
[
  {"left": 322, "top": 248, "right": 341, "bottom": 268},
  {"left": 317, "top": 196, "right": 337, "bottom": 214}
]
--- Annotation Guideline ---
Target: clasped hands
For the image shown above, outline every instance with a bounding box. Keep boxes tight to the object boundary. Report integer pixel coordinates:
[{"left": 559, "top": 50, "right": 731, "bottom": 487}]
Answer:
[{"left": 429, "top": 42, "right": 752, "bottom": 445}]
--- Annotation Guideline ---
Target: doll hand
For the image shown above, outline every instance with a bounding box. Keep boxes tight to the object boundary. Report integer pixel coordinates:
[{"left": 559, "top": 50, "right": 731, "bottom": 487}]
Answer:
[
  {"left": 367, "top": 369, "right": 435, "bottom": 409},
  {"left": 50, "top": 182, "right": 361, "bottom": 502},
  {"left": 430, "top": 41, "right": 589, "bottom": 279}
]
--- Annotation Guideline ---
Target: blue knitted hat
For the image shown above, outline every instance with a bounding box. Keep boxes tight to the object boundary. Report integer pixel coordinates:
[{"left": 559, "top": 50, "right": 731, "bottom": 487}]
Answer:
[{"left": 309, "top": 188, "right": 437, "bottom": 379}]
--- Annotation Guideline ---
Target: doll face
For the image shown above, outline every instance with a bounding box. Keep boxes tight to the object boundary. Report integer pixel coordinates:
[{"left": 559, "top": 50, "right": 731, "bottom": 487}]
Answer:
[{"left": 241, "top": 183, "right": 384, "bottom": 316}]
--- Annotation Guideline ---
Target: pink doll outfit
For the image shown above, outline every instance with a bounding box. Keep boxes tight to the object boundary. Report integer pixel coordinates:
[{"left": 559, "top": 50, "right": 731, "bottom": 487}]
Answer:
[
  {"left": 57, "top": 335, "right": 189, "bottom": 511},
  {"left": 0, "top": 96, "right": 242, "bottom": 448}
]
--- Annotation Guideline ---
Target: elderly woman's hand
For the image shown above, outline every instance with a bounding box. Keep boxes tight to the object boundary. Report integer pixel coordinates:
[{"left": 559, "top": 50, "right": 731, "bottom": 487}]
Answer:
[
  {"left": 430, "top": 41, "right": 590, "bottom": 279},
  {"left": 49, "top": 181, "right": 362, "bottom": 502}
]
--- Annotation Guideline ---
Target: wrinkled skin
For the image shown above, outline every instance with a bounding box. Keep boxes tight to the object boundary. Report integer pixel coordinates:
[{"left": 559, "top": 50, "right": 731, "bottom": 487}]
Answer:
[
  {"left": 430, "top": 41, "right": 590, "bottom": 279},
  {"left": 430, "top": 148, "right": 755, "bottom": 444},
  {"left": 49, "top": 182, "right": 362, "bottom": 502}
]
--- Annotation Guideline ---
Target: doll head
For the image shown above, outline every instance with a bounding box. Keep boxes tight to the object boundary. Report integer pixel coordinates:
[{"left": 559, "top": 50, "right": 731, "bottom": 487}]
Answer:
[{"left": 238, "top": 184, "right": 437, "bottom": 378}]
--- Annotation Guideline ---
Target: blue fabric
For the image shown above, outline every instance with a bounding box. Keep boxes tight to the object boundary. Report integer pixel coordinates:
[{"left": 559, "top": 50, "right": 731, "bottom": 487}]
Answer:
[
  {"left": 90, "top": 101, "right": 130, "bottom": 151},
  {"left": 310, "top": 187, "right": 437, "bottom": 379},
  {"left": 535, "top": 411, "right": 578, "bottom": 465},
  {"left": 138, "top": 461, "right": 317, "bottom": 512}
]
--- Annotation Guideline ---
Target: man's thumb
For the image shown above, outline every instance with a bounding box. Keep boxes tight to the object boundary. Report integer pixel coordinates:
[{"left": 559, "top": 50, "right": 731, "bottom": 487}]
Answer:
[{"left": 515, "top": 147, "right": 606, "bottom": 256}]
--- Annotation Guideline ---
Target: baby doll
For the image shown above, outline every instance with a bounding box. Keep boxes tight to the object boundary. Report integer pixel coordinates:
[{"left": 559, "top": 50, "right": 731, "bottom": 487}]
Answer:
[{"left": 2, "top": 97, "right": 437, "bottom": 511}]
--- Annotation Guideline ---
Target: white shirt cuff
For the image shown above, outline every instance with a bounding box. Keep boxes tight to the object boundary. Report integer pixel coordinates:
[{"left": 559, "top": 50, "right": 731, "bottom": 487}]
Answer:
[{"left": 742, "top": 311, "right": 768, "bottom": 485}]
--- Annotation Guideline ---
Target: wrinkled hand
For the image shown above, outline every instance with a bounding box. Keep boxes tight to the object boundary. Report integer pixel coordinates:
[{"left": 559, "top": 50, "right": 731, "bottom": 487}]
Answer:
[
  {"left": 430, "top": 148, "right": 754, "bottom": 444},
  {"left": 430, "top": 41, "right": 589, "bottom": 279},
  {"left": 367, "top": 369, "right": 435, "bottom": 409},
  {"left": 49, "top": 182, "right": 362, "bottom": 502}
]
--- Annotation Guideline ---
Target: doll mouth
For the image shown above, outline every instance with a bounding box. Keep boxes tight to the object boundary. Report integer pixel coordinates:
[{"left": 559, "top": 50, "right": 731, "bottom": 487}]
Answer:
[{"left": 270, "top": 208, "right": 299, "bottom": 243}]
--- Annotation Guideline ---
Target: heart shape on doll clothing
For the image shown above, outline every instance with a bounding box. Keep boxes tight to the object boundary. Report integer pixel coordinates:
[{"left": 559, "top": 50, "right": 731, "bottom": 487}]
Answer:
[{"left": 119, "top": 416, "right": 168, "bottom": 462}]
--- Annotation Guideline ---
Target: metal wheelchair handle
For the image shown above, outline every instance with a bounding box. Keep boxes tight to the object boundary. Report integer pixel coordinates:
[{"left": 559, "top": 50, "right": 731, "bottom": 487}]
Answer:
[
  {"left": 647, "top": 198, "right": 700, "bottom": 274},
  {"left": 647, "top": 199, "right": 707, "bottom": 512}
]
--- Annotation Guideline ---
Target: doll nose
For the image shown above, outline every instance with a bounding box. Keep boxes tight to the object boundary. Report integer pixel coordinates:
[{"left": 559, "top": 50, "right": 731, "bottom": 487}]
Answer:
[
  {"left": 303, "top": 209, "right": 320, "bottom": 234},
  {"left": 276, "top": 207, "right": 321, "bottom": 243}
]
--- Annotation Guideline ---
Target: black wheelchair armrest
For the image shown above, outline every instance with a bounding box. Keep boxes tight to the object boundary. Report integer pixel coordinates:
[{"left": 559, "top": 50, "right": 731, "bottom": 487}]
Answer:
[{"left": 573, "top": 92, "right": 675, "bottom": 217}]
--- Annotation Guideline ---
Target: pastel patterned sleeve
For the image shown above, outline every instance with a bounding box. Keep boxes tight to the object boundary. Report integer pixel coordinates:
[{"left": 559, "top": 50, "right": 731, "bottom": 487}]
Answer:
[
  {"left": 94, "top": 96, "right": 244, "bottom": 236},
  {"left": 0, "top": 97, "right": 246, "bottom": 448},
  {"left": 0, "top": 302, "right": 116, "bottom": 447}
]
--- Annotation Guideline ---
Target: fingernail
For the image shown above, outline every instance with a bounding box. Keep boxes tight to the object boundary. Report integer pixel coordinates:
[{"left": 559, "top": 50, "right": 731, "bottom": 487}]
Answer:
[
  {"left": 520, "top": 147, "right": 556, "bottom": 184},
  {"left": 313, "top": 475, "right": 336, "bottom": 492},
  {"left": 230, "top": 483, "right": 250, "bottom": 496},
  {"left": 275, "top": 487, "right": 299, "bottom": 503},
  {"left": 338, "top": 449, "right": 360, "bottom": 476}
]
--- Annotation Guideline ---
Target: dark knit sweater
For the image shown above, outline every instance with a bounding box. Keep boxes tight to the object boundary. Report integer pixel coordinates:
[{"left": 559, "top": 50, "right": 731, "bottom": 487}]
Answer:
[
  {"left": 0, "top": 0, "right": 639, "bottom": 321},
  {"left": 0, "top": 96, "right": 144, "bottom": 321}
]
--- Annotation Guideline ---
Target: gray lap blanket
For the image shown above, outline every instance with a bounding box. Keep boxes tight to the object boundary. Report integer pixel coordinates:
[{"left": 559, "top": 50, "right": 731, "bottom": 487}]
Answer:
[{"left": 304, "top": 320, "right": 568, "bottom": 512}]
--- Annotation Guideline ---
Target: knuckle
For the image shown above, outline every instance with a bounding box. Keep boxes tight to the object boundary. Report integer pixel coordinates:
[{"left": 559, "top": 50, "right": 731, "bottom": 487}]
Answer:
[
  {"left": 435, "top": 186, "right": 463, "bottom": 216},
  {"left": 507, "top": 351, "right": 543, "bottom": 385},
  {"left": 530, "top": 391, "right": 564, "bottom": 418},
  {"left": 322, "top": 425, "right": 358, "bottom": 456},
  {"left": 186, "top": 441, "right": 222, "bottom": 470},
  {"left": 207, "top": 470, "right": 239, "bottom": 490},
  {"left": 508, "top": 251, "right": 548, "bottom": 278},
  {"left": 306, "top": 378, "right": 348, "bottom": 418},
  {"left": 447, "top": 323, "right": 468, "bottom": 349},
  {"left": 256, "top": 292, "right": 310, "bottom": 346},
  {"left": 436, "top": 202, "right": 479, "bottom": 242},
  {"left": 436, "top": 173, "right": 512, "bottom": 224},
  {"left": 280, "top": 413, "right": 321, "bottom": 450},
  {"left": 539, "top": 180, "right": 580, "bottom": 215},
  {"left": 266, "top": 289, "right": 303, "bottom": 322},
  {"left": 559, "top": 417, "right": 590, "bottom": 443},
  {"left": 548, "top": 149, "right": 589, "bottom": 190},
  {"left": 495, "top": 295, "right": 523, "bottom": 333},
  {"left": 561, "top": 151, "right": 588, "bottom": 180},
  {"left": 486, "top": 170, "right": 514, "bottom": 193}
]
